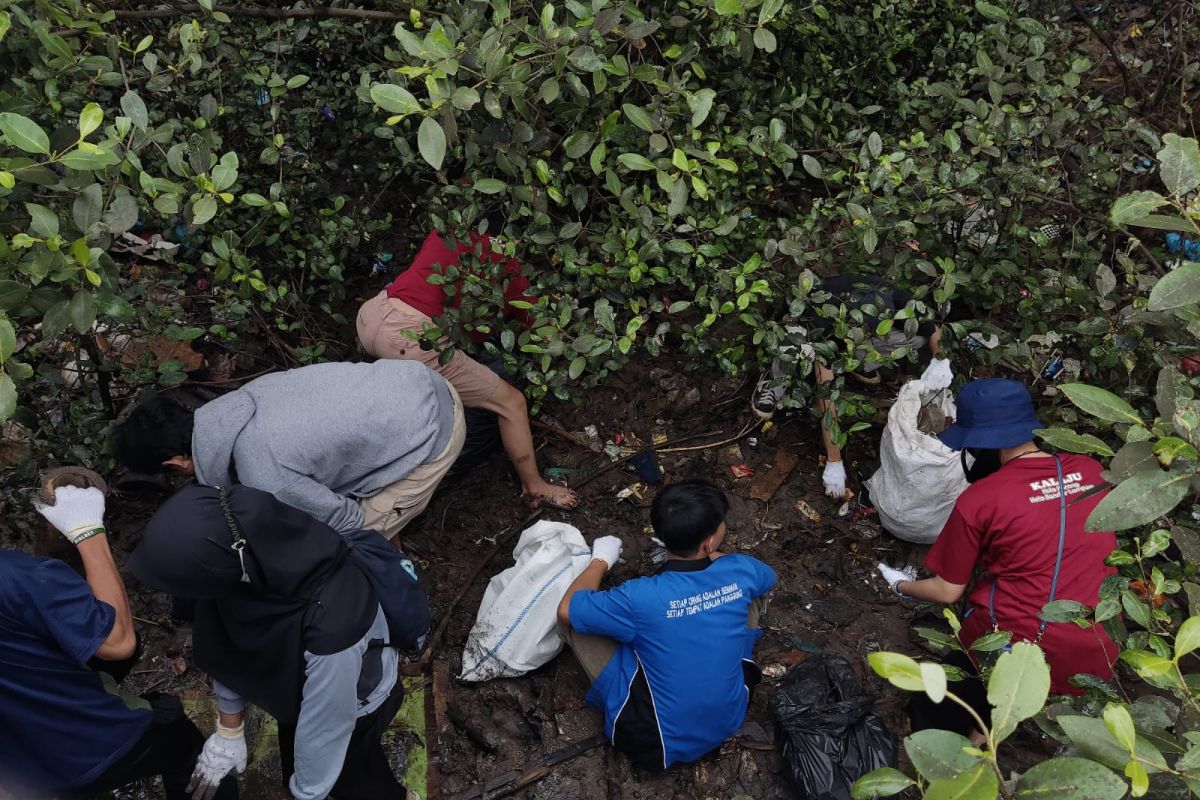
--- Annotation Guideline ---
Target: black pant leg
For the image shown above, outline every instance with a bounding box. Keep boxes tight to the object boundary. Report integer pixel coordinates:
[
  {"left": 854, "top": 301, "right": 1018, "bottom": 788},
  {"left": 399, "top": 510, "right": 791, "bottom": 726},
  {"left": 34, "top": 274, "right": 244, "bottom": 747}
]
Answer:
[
  {"left": 67, "top": 694, "right": 238, "bottom": 800},
  {"left": 329, "top": 679, "right": 407, "bottom": 800}
]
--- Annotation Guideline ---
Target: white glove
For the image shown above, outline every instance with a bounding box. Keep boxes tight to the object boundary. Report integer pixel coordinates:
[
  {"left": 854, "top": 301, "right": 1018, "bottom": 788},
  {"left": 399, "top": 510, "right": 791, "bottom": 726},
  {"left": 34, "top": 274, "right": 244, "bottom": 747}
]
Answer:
[
  {"left": 34, "top": 485, "right": 106, "bottom": 545},
  {"left": 877, "top": 563, "right": 918, "bottom": 597},
  {"left": 187, "top": 723, "right": 246, "bottom": 800},
  {"left": 822, "top": 461, "right": 847, "bottom": 498},
  {"left": 591, "top": 535, "right": 623, "bottom": 568},
  {"left": 920, "top": 358, "right": 953, "bottom": 391}
]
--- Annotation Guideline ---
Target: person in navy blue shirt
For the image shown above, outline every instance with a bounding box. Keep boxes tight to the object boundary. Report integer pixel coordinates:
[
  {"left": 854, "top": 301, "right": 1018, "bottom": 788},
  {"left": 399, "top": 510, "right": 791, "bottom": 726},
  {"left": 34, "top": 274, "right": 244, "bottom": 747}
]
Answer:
[
  {"left": 556, "top": 480, "right": 776, "bottom": 771},
  {"left": 0, "top": 474, "right": 236, "bottom": 800}
]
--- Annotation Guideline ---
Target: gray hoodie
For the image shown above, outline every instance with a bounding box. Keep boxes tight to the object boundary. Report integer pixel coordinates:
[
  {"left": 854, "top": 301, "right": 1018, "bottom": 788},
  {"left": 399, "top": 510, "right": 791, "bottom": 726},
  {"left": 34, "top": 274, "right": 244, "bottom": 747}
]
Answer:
[{"left": 192, "top": 360, "right": 455, "bottom": 531}]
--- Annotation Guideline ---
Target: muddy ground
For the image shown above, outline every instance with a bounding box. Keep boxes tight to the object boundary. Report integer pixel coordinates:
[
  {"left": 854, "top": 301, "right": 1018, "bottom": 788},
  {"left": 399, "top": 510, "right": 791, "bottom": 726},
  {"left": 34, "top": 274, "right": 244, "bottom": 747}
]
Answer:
[{"left": 7, "top": 357, "right": 1055, "bottom": 800}]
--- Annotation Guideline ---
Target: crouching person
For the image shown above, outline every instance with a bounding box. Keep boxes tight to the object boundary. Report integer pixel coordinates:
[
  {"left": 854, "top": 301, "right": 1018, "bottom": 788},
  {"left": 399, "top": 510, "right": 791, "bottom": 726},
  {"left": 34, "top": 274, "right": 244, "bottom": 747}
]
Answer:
[
  {"left": 129, "top": 484, "right": 415, "bottom": 800},
  {"left": 555, "top": 481, "right": 776, "bottom": 771},
  {"left": 0, "top": 476, "right": 235, "bottom": 800}
]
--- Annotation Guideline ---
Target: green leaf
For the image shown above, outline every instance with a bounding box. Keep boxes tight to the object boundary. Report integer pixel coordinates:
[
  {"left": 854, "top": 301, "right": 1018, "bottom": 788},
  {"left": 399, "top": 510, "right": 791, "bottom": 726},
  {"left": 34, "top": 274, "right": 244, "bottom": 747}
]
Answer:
[
  {"left": 1059, "top": 383, "right": 1142, "bottom": 424},
  {"left": 68, "top": 290, "right": 96, "bottom": 334},
  {"left": 925, "top": 761, "right": 999, "bottom": 800},
  {"left": 1034, "top": 428, "right": 1114, "bottom": 457},
  {"left": 191, "top": 195, "right": 218, "bottom": 225},
  {"left": 72, "top": 184, "right": 103, "bottom": 233},
  {"left": 1125, "top": 760, "right": 1148, "bottom": 797},
  {"left": 78, "top": 103, "right": 103, "bottom": 139},
  {"left": 1148, "top": 263, "right": 1200, "bottom": 312},
  {"left": 286, "top": 74, "right": 309, "bottom": 89},
  {"left": 866, "top": 651, "right": 924, "bottom": 691},
  {"left": 1157, "top": 133, "right": 1200, "bottom": 196},
  {"left": 1103, "top": 704, "right": 1137, "bottom": 752},
  {"left": 988, "top": 641, "right": 1051, "bottom": 743},
  {"left": 563, "top": 131, "right": 597, "bottom": 159},
  {"left": 450, "top": 86, "right": 480, "bottom": 110},
  {"left": 568, "top": 356, "right": 585, "bottom": 379},
  {"left": 1110, "top": 190, "right": 1167, "bottom": 227},
  {"left": 60, "top": 147, "right": 121, "bottom": 170},
  {"left": 688, "top": 89, "right": 716, "bottom": 128},
  {"left": 241, "top": 193, "right": 268, "bottom": 207},
  {"left": 622, "top": 103, "right": 656, "bottom": 132},
  {"left": 0, "top": 281, "right": 30, "bottom": 312},
  {"left": 752, "top": 26, "right": 777, "bottom": 52},
  {"left": 417, "top": 116, "right": 446, "bottom": 170},
  {"left": 24, "top": 203, "right": 59, "bottom": 238},
  {"left": 0, "top": 317, "right": 15, "bottom": 363},
  {"left": 371, "top": 84, "right": 422, "bottom": 116},
  {"left": 121, "top": 90, "right": 148, "bottom": 131},
  {"left": 105, "top": 191, "right": 138, "bottom": 234},
  {"left": 0, "top": 112, "right": 50, "bottom": 155},
  {"left": 945, "top": 129, "right": 962, "bottom": 153},
  {"left": 0, "top": 374, "right": 15, "bottom": 422},
  {"left": 1176, "top": 616, "right": 1200, "bottom": 660},
  {"left": 975, "top": 0, "right": 1009, "bottom": 21},
  {"left": 851, "top": 767, "right": 916, "bottom": 799},
  {"left": 905, "top": 730, "right": 980, "bottom": 780},
  {"left": 1086, "top": 469, "right": 1190, "bottom": 532},
  {"left": 617, "top": 153, "right": 655, "bottom": 171},
  {"left": 715, "top": 0, "right": 744, "bottom": 15},
  {"left": 1014, "top": 757, "right": 1126, "bottom": 799},
  {"left": 921, "top": 661, "right": 947, "bottom": 703},
  {"left": 474, "top": 178, "right": 507, "bottom": 194},
  {"left": 0, "top": 11, "right": 10, "bottom": 42},
  {"left": 802, "top": 154, "right": 824, "bottom": 179}
]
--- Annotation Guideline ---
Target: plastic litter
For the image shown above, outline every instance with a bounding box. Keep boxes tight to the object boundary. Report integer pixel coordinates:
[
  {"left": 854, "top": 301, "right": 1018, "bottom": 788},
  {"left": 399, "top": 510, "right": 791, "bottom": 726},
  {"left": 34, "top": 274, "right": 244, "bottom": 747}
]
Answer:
[
  {"left": 319, "top": 103, "right": 336, "bottom": 121},
  {"left": 255, "top": 88, "right": 270, "bottom": 106},
  {"left": 771, "top": 655, "right": 897, "bottom": 800},
  {"left": 1042, "top": 355, "right": 1065, "bottom": 381},
  {"left": 730, "top": 463, "right": 754, "bottom": 478},
  {"left": 795, "top": 500, "right": 821, "bottom": 524},
  {"left": 628, "top": 451, "right": 663, "bottom": 484},
  {"left": 370, "top": 251, "right": 394, "bottom": 274}
]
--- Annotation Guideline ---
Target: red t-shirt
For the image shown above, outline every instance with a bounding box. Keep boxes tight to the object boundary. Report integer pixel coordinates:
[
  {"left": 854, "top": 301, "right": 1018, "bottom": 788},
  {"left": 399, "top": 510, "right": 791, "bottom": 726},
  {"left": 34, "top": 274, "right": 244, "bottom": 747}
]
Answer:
[
  {"left": 925, "top": 454, "right": 1119, "bottom": 695},
  {"left": 386, "top": 231, "right": 535, "bottom": 327}
]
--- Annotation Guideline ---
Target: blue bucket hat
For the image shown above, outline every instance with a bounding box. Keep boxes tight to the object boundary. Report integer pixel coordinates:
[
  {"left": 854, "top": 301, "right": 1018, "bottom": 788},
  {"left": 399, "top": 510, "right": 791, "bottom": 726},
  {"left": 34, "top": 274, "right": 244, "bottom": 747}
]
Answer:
[{"left": 938, "top": 379, "right": 1043, "bottom": 450}]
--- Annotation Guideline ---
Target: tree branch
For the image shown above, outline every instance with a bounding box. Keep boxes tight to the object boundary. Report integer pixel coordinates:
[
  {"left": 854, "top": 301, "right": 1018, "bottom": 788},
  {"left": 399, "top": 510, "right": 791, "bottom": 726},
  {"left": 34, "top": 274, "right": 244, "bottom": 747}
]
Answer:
[
  {"left": 1065, "top": 0, "right": 1134, "bottom": 98},
  {"left": 104, "top": 4, "right": 409, "bottom": 21}
]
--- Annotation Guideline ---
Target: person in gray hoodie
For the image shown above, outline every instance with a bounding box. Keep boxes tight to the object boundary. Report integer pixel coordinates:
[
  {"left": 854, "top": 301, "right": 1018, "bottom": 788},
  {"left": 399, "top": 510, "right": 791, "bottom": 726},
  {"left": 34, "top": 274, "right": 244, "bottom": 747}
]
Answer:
[{"left": 114, "top": 360, "right": 465, "bottom": 538}]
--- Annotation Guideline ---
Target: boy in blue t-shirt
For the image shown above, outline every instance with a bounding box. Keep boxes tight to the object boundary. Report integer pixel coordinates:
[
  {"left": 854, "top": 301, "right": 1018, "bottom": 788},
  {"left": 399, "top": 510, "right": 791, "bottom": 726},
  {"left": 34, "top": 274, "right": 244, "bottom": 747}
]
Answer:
[{"left": 556, "top": 480, "right": 776, "bottom": 771}]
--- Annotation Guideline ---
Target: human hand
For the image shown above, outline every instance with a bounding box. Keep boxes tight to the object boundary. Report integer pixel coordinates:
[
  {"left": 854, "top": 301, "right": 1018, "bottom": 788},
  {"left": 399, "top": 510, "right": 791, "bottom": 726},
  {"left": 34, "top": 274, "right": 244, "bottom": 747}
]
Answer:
[
  {"left": 821, "top": 461, "right": 846, "bottom": 498},
  {"left": 920, "top": 358, "right": 953, "bottom": 391},
  {"left": 34, "top": 485, "right": 106, "bottom": 545},
  {"left": 591, "top": 536, "right": 623, "bottom": 568},
  {"left": 877, "top": 563, "right": 918, "bottom": 596},
  {"left": 187, "top": 723, "right": 246, "bottom": 800}
]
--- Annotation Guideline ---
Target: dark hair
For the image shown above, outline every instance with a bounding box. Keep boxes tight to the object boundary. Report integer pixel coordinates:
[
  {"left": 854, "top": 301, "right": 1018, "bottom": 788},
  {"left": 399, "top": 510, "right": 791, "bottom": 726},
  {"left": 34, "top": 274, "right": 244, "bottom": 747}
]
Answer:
[
  {"left": 114, "top": 394, "right": 195, "bottom": 474},
  {"left": 650, "top": 480, "right": 730, "bottom": 556}
]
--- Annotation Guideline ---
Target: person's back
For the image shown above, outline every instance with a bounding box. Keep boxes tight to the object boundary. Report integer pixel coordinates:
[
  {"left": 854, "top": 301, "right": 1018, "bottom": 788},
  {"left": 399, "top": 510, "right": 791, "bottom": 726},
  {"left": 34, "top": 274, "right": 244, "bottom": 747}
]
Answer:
[
  {"left": 586, "top": 553, "right": 774, "bottom": 767},
  {"left": 557, "top": 481, "right": 776, "bottom": 770},
  {"left": 191, "top": 360, "right": 457, "bottom": 531},
  {"left": 0, "top": 550, "right": 151, "bottom": 795}
]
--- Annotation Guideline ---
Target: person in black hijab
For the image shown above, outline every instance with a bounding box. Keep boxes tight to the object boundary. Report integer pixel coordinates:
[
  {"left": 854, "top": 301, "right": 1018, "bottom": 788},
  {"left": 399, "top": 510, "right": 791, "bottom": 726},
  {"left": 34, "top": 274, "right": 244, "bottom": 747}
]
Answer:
[{"left": 129, "top": 484, "right": 410, "bottom": 800}]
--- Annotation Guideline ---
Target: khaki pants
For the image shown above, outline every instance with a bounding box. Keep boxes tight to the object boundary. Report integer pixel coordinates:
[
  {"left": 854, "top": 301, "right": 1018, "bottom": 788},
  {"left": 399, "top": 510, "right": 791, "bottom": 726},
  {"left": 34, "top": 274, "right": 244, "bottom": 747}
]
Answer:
[
  {"left": 561, "top": 594, "right": 770, "bottom": 682},
  {"left": 359, "top": 385, "right": 466, "bottom": 539}
]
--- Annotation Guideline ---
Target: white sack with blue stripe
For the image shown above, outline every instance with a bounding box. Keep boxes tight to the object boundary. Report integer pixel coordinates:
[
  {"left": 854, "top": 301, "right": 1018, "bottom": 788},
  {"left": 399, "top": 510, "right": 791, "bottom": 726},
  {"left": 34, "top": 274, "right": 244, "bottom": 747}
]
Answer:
[{"left": 459, "top": 520, "right": 593, "bottom": 682}]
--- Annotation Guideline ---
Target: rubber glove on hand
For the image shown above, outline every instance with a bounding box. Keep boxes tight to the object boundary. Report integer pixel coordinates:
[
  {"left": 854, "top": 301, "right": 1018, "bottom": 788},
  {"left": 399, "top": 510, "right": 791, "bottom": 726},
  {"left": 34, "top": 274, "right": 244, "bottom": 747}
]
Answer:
[
  {"left": 877, "top": 563, "right": 918, "bottom": 595},
  {"left": 920, "top": 358, "right": 953, "bottom": 391},
  {"left": 187, "top": 723, "right": 246, "bottom": 800},
  {"left": 34, "top": 485, "right": 106, "bottom": 545},
  {"left": 591, "top": 536, "right": 623, "bottom": 568},
  {"left": 822, "top": 461, "right": 847, "bottom": 498}
]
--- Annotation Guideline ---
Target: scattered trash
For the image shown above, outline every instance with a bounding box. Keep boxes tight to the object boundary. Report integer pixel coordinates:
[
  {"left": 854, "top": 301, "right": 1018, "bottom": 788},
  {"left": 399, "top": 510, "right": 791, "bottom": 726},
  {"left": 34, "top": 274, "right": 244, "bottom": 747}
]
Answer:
[
  {"left": 746, "top": 436, "right": 758, "bottom": 447},
  {"left": 771, "top": 655, "right": 897, "bottom": 800},
  {"left": 1129, "top": 155, "right": 1153, "bottom": 174},
  {"left": 729, "top": 463, "right": 754, "bottom": 479},
  {"left": 628, "top": 450, "right": 663, "bottom": 484},
  {"left": 795, "top": 500, "right": 821, "bottom": 524},
  {"left": 644, "top": 539, "right": 668, "bottom": 566},
  {"left": 110, "top": 231, "right": 180, "bottom": 261},
  {"left": 790, "top": 637, "right": 825, "bottom": 655},
  {"left": 544, "top": 466, "right": 576, "bottom": 480},
  {"left": 652, "top": 433, "right": 668, "bottom": 445},
  {"left": 1165, "top": 233, "right": 1200, "bottom": 262},
  {"left": 1181, "top": 354, "right": 1200, "bottom": 376},
  {"left": 902, "top": 239, "right": 921, "bottom": 251},
  {"left": 1042, "top": 354, "right": 1065, "bottom": 381},
  {"left": 762, "top": 664, "right": 788, "bottom": 680},
  {"left": 370, "top": 251, "right": 394, "bottom": 274},
  {"left": 762, "top": 420, "right": 774, "bottom": 433},
  {"left": 837, "top": 502, "right": 850, "bottom": 517},
  {"left": 613, "top": 432, "right": 624, "bottom": 445},
  {"left": 168, "top": 655, "right": 189, "bottom": 677},
  {"left": 965, "top": 332, "right": 1000, "bottom": 353},
  {"left": 255, "top": 88, "right": 270, "bottom": 106},
  {"left": 1029, "top": 223, "right": 1063, "bottom": 245},
  {"left": 319, "top": 103, "right": 336, "bottom": 121},
  {"left": 603, "top": 442, "right": 623, "bottom": 461},
  {"left": 616, "top": 483, "right": 647, "bottom": 502},
  {"left": 583, "top": 424, "right": 599, "bottom": 439},
  {"left": 749, "top": 448, "right": 799, "bottom": 502}
]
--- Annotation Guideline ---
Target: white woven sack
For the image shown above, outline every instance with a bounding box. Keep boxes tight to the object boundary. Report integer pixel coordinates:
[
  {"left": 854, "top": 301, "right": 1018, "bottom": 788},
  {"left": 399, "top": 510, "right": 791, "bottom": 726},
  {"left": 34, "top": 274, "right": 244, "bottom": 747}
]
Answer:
[
  {"left": 459, "top": 520, "right": 593, "bottom": 682},
  {"left": 865, "top": 380, "right": 970, "bottom": 544}
]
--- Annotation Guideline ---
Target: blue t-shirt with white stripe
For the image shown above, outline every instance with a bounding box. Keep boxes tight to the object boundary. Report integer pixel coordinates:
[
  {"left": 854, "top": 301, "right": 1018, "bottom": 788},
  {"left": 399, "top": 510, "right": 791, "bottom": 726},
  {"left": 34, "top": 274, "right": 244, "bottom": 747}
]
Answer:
[{"left": 569, "top": 553, "right": 776, "bottom": 769}]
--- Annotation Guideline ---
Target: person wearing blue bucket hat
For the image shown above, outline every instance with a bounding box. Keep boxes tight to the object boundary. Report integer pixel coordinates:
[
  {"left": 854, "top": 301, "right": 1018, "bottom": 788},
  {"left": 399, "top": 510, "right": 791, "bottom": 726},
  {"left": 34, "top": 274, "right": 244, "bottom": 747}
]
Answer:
[{"left": 876, "top": 379, "right": 1119, "bottom": 739}]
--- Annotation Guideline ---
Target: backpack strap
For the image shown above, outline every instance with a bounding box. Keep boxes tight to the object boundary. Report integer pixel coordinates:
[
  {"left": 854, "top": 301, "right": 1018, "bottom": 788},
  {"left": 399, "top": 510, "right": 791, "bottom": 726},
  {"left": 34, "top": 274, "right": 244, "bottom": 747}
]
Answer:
[{"left": 1037, "top": 455, "right": 1068, "bottom": 643}]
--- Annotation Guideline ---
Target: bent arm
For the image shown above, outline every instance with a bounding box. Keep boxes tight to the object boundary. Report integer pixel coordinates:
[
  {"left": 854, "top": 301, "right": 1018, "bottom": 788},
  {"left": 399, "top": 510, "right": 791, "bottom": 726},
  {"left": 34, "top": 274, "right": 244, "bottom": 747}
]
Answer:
[
  {"left": 557, "top": 560, "right": 609, "bottom": 627},
  {"left": 78, "top": 535, "right": 136, "bottom": 660},
  {"left": 897, "top": 574, "right": 965, "bottom": 605},
  {"left": 275, "top": 473, "right": 365, "bottom": 533},
  {"left": 289, "top": 648, "right": 364, "bottom": 800}
]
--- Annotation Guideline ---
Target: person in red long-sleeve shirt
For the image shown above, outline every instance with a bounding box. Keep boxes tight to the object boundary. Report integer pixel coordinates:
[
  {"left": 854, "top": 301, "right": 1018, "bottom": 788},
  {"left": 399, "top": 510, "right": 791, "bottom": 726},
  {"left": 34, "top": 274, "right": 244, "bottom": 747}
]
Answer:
[{"left": 357, "top": 229, "right": 578, "bottom": 510}]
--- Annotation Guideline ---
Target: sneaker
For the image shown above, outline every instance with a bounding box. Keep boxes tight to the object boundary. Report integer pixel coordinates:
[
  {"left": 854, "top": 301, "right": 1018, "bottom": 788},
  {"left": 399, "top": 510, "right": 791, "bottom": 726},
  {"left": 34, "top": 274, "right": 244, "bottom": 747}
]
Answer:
[{"left": 752, "top": 373, "right": 786, "bottom": 419}]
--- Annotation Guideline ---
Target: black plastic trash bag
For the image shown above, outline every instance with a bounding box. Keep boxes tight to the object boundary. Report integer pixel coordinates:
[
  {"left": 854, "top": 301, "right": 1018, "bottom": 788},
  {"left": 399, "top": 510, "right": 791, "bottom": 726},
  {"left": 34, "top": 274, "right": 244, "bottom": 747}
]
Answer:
[{"left": 771, "top": 654, "right": 897, "bottom": 800}]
